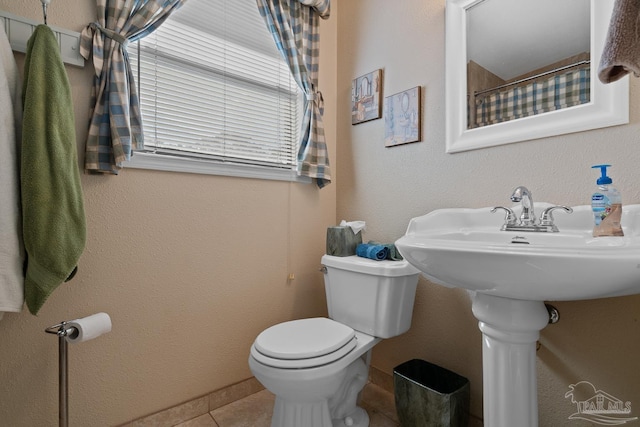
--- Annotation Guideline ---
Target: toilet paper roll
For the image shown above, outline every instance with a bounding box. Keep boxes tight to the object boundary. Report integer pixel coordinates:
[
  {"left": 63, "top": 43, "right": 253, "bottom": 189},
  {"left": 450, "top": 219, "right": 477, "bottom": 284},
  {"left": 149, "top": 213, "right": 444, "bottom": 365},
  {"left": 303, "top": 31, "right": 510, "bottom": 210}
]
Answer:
[{"left": 65, "top": 312, "right": 112, "bottom": 344}]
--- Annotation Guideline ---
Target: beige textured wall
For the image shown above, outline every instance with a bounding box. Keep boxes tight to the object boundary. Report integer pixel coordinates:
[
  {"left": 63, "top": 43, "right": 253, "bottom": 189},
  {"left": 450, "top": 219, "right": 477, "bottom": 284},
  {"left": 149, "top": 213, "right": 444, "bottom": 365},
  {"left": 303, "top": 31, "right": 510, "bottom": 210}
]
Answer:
[
  {"left": 0, "top": 1, "right": 337, "bottom": 425},
  {"left": 337, "top": 0, "right": 640, "bottom": 425}
]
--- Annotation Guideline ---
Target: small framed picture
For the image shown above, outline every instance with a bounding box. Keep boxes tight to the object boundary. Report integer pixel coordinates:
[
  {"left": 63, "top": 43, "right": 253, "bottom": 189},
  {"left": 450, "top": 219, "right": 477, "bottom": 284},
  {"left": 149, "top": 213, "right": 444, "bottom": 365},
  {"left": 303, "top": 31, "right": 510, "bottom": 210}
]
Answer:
[
  {"left": 384, "top": 86, "right": 422, "bottom": 147},
  {"left": 351, "top": 69, "right": 383, "bottom": 125}
]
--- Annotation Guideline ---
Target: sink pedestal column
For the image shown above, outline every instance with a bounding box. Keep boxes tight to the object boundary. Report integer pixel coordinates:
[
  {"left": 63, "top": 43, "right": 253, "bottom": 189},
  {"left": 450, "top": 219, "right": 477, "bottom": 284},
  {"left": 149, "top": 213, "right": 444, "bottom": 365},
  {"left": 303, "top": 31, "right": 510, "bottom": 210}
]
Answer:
[{"left": 472, "top": 293, "right": 549, "bottom": 427}]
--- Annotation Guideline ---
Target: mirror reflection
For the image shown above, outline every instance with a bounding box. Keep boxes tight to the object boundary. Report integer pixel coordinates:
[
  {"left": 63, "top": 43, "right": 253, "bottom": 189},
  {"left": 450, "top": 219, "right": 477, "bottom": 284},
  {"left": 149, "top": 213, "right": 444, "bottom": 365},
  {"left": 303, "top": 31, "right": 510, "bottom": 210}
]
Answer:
[{"left": 466, "top": 0, "right": 591, "bottom": 129}]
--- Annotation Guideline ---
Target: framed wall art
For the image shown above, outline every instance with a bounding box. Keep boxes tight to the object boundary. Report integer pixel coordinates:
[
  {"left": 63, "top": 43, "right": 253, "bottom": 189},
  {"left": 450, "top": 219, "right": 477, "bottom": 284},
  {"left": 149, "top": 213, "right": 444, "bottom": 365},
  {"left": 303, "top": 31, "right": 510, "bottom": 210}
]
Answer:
[
  {"left": 384, "top": 86, "right": 422, "bottom": 147},
  {"left": 351, "top": 69, "right": 383, "bottom": 125}
]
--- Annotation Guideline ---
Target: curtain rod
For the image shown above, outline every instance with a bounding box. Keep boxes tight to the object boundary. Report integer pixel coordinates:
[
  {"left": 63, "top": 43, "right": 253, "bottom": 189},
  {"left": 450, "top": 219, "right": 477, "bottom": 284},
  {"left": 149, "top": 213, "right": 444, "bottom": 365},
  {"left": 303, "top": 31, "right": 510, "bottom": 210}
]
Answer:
[{"left": 474, "top": 60, "right": 591, "bottom": 96}]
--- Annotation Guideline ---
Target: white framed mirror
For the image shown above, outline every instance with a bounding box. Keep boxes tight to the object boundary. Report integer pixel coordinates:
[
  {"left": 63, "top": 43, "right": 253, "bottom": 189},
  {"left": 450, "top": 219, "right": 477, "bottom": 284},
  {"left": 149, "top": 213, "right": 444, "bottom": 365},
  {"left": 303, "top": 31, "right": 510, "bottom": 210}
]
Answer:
[{"left": 445, "top": 0, "right": 629, "bottom": 153}]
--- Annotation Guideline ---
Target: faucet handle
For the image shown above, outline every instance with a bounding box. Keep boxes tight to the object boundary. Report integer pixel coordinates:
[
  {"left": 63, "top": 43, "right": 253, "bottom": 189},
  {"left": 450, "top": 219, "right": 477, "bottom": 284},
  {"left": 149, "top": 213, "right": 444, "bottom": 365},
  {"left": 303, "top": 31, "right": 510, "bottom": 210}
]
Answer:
[
  {"left": 539, "top": 206, "right": 573, "bottom": 226},
  {"left": 491, "top": 206, "right": 517, "bottom": 227}
]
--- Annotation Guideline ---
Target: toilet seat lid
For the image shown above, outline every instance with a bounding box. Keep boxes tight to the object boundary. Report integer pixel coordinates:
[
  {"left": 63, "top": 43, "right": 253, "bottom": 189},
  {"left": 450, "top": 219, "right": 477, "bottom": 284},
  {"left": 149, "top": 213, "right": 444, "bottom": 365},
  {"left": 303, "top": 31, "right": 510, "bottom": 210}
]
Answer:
[{"left": 254, "top": 317, "right": 355, "bottom": 360}]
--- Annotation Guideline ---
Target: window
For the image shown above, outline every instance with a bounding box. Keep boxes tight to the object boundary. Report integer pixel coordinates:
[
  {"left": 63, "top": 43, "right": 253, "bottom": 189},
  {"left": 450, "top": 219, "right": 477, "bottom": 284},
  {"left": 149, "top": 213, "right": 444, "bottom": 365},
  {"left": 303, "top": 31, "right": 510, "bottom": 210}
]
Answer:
[{"left": 127, "top": 0, "right": 307, "bottom": 182}]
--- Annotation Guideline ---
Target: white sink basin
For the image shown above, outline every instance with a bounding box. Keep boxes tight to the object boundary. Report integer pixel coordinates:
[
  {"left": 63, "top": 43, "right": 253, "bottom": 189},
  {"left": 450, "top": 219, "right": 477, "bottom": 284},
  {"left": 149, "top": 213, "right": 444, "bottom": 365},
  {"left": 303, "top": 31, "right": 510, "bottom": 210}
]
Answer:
[
  {"left": 396, "top": 203, "right": 640, "bottom": 301},
  {"left": 397, "top": 202, "right": 640, "bottom": 426}
]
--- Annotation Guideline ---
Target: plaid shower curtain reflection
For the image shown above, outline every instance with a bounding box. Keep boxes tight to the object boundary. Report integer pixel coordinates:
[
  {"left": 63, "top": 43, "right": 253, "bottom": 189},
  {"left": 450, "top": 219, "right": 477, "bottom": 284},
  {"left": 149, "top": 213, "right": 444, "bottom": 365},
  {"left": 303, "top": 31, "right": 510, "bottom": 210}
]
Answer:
[{"left": 473, "top": 67, "right": 591, "bottom": 128}]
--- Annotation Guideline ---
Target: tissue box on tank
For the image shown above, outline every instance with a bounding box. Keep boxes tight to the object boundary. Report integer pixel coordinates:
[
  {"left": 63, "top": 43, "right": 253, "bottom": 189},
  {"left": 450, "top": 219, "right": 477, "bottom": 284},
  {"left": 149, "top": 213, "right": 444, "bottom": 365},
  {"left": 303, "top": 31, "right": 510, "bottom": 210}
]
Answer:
[{"left": 326, "top": 226, "right": 362, "bottom": 256}]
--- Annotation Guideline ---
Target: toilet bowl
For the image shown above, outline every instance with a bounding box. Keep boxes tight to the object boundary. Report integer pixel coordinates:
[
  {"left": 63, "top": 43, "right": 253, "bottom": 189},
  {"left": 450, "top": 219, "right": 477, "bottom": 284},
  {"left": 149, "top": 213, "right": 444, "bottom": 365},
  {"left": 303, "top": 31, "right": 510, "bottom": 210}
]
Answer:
[
  {"left": 250, "top": 318, "right": 378, "bottom": 427},
  {"left": 249, "top": 255, "right": 420, "bottom": 427}
]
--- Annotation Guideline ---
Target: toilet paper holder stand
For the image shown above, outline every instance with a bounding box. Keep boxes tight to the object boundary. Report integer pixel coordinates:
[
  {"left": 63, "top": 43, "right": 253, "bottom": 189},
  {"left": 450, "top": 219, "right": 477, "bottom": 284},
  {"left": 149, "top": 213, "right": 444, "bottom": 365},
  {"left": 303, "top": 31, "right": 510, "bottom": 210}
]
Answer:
[
  {"left": 44, "top": 312, "right": 111, "bottom": 426},
  {"left": 45, "top": 321, "right": 77, "bottom": 427}
]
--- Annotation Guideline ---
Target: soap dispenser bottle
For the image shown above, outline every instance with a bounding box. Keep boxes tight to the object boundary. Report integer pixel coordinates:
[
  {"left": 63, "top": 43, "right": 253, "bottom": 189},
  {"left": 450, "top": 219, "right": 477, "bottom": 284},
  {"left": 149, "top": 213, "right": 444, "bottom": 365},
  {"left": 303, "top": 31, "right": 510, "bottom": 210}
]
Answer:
[{"left": 591, "top": 164, "right": 623, "bottom": 237}]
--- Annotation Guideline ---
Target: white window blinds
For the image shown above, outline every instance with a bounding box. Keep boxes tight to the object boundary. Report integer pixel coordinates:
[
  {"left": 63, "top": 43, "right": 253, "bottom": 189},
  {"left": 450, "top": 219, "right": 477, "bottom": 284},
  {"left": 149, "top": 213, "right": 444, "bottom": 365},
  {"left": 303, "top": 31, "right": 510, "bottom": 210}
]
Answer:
[{"left": 128, "top": 0, "right": 301, "bottom": 170}]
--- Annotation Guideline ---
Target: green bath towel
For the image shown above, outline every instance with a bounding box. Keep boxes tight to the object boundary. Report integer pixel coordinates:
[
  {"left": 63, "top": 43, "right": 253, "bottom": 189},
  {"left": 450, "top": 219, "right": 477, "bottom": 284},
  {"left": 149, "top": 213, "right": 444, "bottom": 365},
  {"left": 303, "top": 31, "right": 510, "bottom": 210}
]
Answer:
[{"left": 22, "top": 25, "right": 86, "bottom": 315}]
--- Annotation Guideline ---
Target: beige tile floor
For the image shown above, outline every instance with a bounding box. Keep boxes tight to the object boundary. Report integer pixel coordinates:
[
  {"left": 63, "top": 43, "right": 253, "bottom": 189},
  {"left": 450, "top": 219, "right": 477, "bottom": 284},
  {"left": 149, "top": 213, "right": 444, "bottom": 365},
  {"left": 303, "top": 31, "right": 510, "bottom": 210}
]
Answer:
[{"left": 174, "top": 382, "right": 399, "bottom": 427}]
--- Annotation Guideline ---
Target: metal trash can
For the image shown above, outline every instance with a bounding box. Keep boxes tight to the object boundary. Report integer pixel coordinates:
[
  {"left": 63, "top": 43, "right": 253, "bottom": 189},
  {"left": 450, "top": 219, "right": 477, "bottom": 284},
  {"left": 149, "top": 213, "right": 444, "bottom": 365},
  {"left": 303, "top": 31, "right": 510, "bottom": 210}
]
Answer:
[{"left": 393, "top": 359, "right": 470, "bottom": 427}]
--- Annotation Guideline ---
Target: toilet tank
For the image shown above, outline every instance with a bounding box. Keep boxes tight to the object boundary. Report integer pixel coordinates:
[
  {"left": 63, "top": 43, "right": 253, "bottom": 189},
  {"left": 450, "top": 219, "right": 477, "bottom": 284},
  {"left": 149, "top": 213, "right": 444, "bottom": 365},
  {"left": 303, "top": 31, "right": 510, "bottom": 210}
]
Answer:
[{"left": 321, "top": 255, "right": 420, "bottom": 339}]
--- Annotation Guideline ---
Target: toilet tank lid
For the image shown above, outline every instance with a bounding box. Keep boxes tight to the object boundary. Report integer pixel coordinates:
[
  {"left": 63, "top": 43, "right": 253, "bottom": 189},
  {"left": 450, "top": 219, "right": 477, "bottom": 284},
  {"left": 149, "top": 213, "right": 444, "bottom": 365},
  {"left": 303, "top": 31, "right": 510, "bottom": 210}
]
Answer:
[{"left": 321, "top": 255, "right": 420, "bottom": 277}]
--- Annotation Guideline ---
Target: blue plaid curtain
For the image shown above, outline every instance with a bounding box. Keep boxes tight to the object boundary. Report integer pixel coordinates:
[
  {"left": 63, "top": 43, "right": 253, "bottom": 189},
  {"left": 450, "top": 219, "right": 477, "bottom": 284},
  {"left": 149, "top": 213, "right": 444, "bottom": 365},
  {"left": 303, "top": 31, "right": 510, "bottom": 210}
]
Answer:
[
  {"left": 257, "top": 0, "right": 332, "bottom": 188},
  {"left": 80, "top": 0, "right": 186, "bottom": 173},
  {"left": 473, "top": 67, "right": 590, "bottom": 128}
]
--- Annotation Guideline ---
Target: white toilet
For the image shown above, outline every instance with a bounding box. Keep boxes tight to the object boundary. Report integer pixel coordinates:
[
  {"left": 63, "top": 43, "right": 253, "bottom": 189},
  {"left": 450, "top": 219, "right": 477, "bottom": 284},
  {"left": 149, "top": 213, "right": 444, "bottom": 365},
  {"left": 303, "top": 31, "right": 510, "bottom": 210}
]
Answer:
[{"left": 249, "top": 254, "right": 420, "bottom": 427}]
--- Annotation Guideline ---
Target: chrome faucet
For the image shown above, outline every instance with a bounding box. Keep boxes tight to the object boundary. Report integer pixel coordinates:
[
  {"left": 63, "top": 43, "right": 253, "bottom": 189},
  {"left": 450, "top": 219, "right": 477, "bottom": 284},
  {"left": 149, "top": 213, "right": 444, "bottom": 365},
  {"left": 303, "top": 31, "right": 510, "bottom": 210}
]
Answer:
[
  {"left": 491, "top": 186, "right": 573, "bottom": 232},
  {"left": 510, "top": 186, "right": 536, "bottom": 226}
]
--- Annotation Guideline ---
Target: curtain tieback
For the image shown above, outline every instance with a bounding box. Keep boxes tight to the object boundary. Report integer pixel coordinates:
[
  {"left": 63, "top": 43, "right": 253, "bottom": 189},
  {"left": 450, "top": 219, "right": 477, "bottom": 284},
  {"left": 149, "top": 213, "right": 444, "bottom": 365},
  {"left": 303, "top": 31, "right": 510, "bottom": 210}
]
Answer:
[
  {"left": 88, "top": 22, "right": 129, "bottom": 47},
  {"left": 306, "top": 89, "right": 324, "bottom": 103},
  {"left": 307, "top": 89, "right": 324, "bottom": 114},
  {"left": 297, "top": 0, "right": 330, "bottom": 18}
]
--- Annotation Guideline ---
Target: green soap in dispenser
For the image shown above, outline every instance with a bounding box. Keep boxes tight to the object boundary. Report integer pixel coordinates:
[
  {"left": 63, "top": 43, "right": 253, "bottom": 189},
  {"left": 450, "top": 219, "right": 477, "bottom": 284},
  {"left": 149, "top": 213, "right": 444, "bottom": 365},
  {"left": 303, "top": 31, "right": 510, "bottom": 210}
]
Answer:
[{"left": 591, "top": 164, "right": 623, "bottom": 237}]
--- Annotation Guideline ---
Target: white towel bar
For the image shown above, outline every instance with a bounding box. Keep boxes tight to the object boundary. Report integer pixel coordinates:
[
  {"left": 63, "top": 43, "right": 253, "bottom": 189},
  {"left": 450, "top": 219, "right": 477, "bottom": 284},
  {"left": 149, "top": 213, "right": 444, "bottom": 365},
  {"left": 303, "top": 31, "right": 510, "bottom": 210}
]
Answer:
[{"left": 0, "top": 9, "right": 84, "bottom": 67}]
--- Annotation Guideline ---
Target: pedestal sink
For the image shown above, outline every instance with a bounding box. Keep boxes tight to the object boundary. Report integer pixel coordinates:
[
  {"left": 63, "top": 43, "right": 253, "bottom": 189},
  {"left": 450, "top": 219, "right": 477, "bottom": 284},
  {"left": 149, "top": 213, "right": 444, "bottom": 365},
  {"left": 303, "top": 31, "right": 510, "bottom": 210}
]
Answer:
[{"left": 395, "top": 203, "right": 640, "bottom": 427}]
